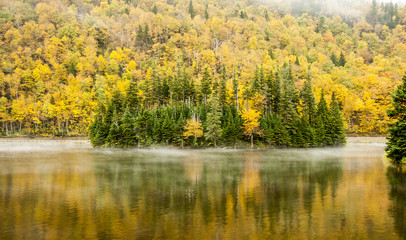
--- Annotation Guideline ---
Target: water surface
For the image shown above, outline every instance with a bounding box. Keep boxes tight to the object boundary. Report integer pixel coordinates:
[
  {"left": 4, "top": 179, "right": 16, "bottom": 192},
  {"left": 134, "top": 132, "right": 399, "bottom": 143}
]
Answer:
[{"left": 0, "top": 142, "right": 405, "bottom": 239}]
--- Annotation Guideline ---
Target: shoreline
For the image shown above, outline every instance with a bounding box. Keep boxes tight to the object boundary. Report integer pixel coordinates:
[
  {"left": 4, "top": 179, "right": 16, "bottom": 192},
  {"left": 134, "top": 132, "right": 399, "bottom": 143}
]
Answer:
[{"left": 0, "top": 136, "right": 386, "bottom": 144}]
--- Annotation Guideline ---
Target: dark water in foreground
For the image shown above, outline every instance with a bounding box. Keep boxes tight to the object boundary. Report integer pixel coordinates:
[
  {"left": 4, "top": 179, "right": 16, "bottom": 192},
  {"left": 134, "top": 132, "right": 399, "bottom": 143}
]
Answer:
[{"left": 0, "top": 142, "right": 405, "bottom": 240}]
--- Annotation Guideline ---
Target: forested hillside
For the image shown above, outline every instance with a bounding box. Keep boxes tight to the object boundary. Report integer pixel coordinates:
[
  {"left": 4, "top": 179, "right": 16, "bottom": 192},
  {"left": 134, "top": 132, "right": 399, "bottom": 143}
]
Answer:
[{"left": 0, "top": 0, "right": 405, "bottom": 137}]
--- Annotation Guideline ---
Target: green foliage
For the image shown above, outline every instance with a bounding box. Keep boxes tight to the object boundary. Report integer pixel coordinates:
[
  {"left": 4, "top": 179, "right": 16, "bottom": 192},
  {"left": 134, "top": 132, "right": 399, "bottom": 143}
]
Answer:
[
  {"left": 188, "top": 0, "right": 195, "bottom": 19},
  {"left": 205, "top": 97, "right": 222, "bottom": 147},
  {"left": 330, "top": 93, "right": 346, "bottom": 145},
  {"left": 386, "top": 75, "right": 406, "bottom": 163}
]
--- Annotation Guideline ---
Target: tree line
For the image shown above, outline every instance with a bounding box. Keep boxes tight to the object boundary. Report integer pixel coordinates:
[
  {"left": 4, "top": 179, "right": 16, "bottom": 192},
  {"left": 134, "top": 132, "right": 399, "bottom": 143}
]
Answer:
[
  {"left": 89, "top": 64, "right": 346, "bottom": 148},
  {"left": 1, "top": 0, "right": 405, "bottom": 137}
]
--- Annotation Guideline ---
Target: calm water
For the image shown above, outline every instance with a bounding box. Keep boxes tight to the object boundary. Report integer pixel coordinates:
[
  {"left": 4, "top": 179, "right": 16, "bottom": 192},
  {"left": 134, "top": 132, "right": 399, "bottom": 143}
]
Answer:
[{"left": 0, "top": 142, "right": 405, "bottom": 240}]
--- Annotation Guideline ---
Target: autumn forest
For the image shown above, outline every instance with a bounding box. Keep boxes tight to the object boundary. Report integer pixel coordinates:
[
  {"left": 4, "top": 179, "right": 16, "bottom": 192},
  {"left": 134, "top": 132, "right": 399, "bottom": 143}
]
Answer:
[{"left": 0, "top": 0, "right": 405, "bottom": 147}]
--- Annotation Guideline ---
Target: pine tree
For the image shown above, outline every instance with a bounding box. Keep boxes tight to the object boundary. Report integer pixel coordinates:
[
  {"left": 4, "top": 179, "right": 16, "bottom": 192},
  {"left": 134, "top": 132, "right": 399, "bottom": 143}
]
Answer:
[
  {"left": 301, "top": 76, "right": 317, "bottom": 126},
  {"left": 270, "top": 71, "right": 281, "bottom": 113},
  {"left": 119, "top": 106, "right": 136, "bottom": 147},
  {"left": 339, "top": 51, "right": 346, "bottom": 67},
  {"left": 106, "top": 110, "right": 121, "bottom": 146},
  {"left": 265, "top": 10, "right": 270, "bottom": 21},
  {"left": 330, "top": 93, "right": 346, "bottom": 145},
  {"left": 205, "top": 97, "right": 222, "bottom": 147},
  {"left": 126, "top": 79, "right": 138, "bottom": 112},
  {"left": 219, "top": 65, "right": 227, "bottom": 105},
  {"left": 316, "top": 91, "right": 332, "bottom": 146},
  {"left": 367, "top": 0, "right": 378, "bottom": 26},
  {"left": 188, "top": 0, "right": 195, "bottom": 19},
  {"left": 386, "top": 75, "right": 406, "bottom": 163},
  {"left": 204, "top": 5, "right": 209, "bottom": 20},
  {"left": 161, "top": 110, "right": 175, "bottom": 144},
  {"left": 152, "top": 4, "right": 158, "bottom": 14},
  {"left": 279, "top": 65, "right": 299, "bottom": 132},
  {"left": 200, "top": 68, "right": 212, "bottom": 104},
  {"left": 89, "top": 114, "right": 103, "bottom": 146},
  {"left": 330, "top": 52, "right": 339, "bottom": 66}
]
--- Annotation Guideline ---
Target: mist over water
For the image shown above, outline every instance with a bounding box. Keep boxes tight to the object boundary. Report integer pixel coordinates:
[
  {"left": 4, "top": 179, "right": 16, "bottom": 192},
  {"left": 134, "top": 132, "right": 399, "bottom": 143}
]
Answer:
[{"left": 0, "top": 142, "right": 405, "bottom": 239}]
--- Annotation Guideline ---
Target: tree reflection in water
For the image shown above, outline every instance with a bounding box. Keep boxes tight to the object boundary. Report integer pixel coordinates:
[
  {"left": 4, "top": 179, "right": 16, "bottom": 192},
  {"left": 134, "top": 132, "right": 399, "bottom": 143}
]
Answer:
[{"left": 386, "top": 165, "right": 406, "bottom": 240}]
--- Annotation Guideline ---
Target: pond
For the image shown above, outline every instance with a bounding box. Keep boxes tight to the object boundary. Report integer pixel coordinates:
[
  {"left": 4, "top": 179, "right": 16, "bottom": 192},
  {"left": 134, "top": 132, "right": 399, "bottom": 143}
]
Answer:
[{"left": 0, "top": 142, "right": 405, "bottom": 239}]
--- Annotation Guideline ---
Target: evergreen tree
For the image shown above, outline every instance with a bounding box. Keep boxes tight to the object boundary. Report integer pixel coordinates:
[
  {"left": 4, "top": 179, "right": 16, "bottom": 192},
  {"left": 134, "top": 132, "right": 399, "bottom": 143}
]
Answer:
[
  {"left": 367, "top": 0, "right": 378, "bottom": 26},
  {"left": 204, "top": 5, "right": 209, "bottom": 20},
  {"left": 386, "top": 75, "right": 406, "bottom": 163},
  {"left": 261, "top": 113, "right": 290, "bottom": 147},
  {"left": 330, "top": 52, "right": 339, "bottom": 66},
  {"left": 106, "top": 110, "right": 121, "bottom": 146},
  {"left": 279, "top": 65, "right": 299, "bottom": 131},
  {"left": 339, "top": 51, "right": 346, "bottom": 67},
  {"left": 126, "top": 79, "right": 139, "bottom": 112},
  {"left": 153, "top": 4, "right": 158, "bottom": 14},
  {"left": 161, "top": 110, "right": 175, "bottom": 144},
  {"left": 119, "top": 106, "right": 136, "bottom": 147},
  {"left": 205, "top": 97, "right": 222, "bottom": 147},
  {"left": 188, "top": 0, "right": 195, "bottom": 19},
  {"left": 89, "top": 114, "right": 103, "bottom": 146},
  {"left": 232, "top": 69, "right": 239, "bottom": 111},
  {"left": 316, "top": 91, "right": 332, "bottom": 145},
  {"left": 301, "top": 76, "right": 317, "bottom": 126},
  {"left": 330, "top": 93, "right": 346, "bottom": 145},
  {"left": 219, "top": 65, "right": 227, "bottom": 105},
  {"left": 222, "top": 106, "right": 242, "bottom": 147},
  {"left": 270, "top": 71, "right": 281, "bottom": 113},
  {"left": 265, "top": 10, "right": 270, "bottom": 21},
  {"left": 200, "top": 68, "right": 212, "bottom": 104}
]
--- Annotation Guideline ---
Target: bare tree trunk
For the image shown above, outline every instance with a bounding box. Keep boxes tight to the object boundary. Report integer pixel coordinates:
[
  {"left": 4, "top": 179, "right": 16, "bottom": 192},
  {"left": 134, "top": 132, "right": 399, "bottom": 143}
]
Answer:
[{"left": 250, "top": 134, "right": 254, "bottom": 149}]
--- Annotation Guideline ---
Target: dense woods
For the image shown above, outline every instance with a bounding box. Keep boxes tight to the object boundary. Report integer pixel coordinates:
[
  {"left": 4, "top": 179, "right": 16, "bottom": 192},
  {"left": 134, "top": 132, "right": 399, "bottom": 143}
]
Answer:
[
  {"left": 89, "top": 65, "right": 346, "bottom": 148},
  {"left": 0, "top": 0, "right": 405, "bottom": 138}
]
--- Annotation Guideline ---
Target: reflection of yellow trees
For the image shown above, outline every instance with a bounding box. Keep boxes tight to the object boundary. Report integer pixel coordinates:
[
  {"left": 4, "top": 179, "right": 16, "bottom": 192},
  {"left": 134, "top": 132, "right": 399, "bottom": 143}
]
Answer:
[
  {"left": 240, "top": 152, "right": 261, "bottom": 198},
  {"left": 0, "top": 148, "right": 401, "bottom": 239},
  {"left": 184, "top": 154, "right": 203, "bottom": 184}
]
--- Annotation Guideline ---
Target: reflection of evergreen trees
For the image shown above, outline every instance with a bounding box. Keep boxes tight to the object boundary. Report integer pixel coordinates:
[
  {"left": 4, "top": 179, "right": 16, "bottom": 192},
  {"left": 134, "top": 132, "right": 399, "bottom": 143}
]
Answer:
[
  {"left": 89, "top": 150, "right": 344, "bottom": 238},
  {"left": 386, "top": 165, "right": 406, "bottom": 240},
  {"left": 260, "top": 157, "right": 343, "bottom": 234}
]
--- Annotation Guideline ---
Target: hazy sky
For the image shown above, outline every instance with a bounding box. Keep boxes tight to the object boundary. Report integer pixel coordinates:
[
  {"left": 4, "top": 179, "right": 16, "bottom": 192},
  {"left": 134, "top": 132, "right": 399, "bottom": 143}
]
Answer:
[{"left": 260, "top": 0, "right": 406, "bottom": 17}]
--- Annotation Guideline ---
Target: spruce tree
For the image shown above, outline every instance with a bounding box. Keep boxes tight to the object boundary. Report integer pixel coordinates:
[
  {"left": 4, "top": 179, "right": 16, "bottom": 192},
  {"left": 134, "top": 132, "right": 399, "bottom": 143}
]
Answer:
[
  {"left": 330, "top": 93, "right": 346, "bottom": 145},
  {"left": 330, "top": 52, "right": 339, "bottom": 66},
  {"left": 106, "top": 110, "right": 121, "bottom": 146},
  {"left": 279, "top": 65, "right": 299, "bottom": 132},
  {"left": 386, "top": 75, "right": 406, "bottom": 163},
  {"left": 152, "top": 4, "right": 158, "bottom": 14},
  {"left": 205, "top": 97, "right": 222, "bottom": 147},
  {"left": 200, "top": 68, "right": 212, "bottom": 104},
  {"left": 126, "top": 79, "right": 139, "bottom": 112},
  {"left": 119, "top": 106, "right": 136, "bottom": 147},
  {"left": 316, "top": 91, "right": 332, "bottom": 145},
  {"left": 270, "top": 71, "right": 281, "bottom": 113},
  {"left": 222, "top": 106, "right": 242, "bottom": 147},
  {"left": 301, "top": 76, "right": 317, "bottom": 126},
  {"left": 339, "top": 51, "right": 346, "bottom": 67},
  {"left": 204, "top": 5, "right": 209, "bottom": 20},
  {"left": 219, "top": 65, "right": 227, "bottom": 105},
  {"left": 188, "top": 0, "right": 195, "bottom": 19}
]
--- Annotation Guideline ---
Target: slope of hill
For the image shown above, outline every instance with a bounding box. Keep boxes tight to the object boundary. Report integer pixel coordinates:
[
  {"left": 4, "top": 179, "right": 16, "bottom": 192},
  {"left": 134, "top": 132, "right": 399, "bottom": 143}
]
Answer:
[{"left": 0, "top": 0, "right": 405, "bottom": 137}]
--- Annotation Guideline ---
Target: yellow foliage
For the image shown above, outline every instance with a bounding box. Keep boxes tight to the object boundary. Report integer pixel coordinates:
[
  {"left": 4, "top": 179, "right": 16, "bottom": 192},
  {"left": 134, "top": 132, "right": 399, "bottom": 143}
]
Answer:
[
  {"left": 183, "top": 119, "right": 203, "bottom": 139},
  {"left": 240, "top": 109, "right": 261, "bottom": 137}
]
